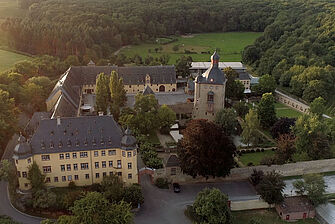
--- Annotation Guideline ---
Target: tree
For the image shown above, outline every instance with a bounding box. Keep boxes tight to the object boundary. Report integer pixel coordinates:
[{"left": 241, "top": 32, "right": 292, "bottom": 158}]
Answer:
[
  {"left": 33, "top": 189, "right": 57, "bottom": 209},
  {"left": 257, "top": 93, "right": 277, "bottom": 128},
  {"left": 257, "top": 170, "right": 285, "bottom": 205},
  {"left": 157, "top": 104, "right": 176, "bottom": 134},
  {"left": 270, "top": 117, "right": 295, "bottom": 139},
  {"left": 254, "top": 74, "right": 276, "bottom": 95},
  {"left": 12, "top": 60, "right": 38, "bottom": 78},
  {"left": 303, "top": 80, "right": 328, "bottom": 102},
  {"left": 175, "top": 55, "right": 192, "bottom": 78},
  {"left": 233, "top": 101, "right": 249, "bottom": 118},
  {"left": 101, "top": 174, "right": 124, "bottom": 203},
  {"left": 192, "top": 188, "right": 232, "bottom": 224},
  {"left": 27, "top": 162, "right": 46, "bottom": 194},
  {"left": 215, "top": 108, "right": 239, "bottom": 136},
  {"left": 158, "top": 54, "right": 170, "bottom": 65},
  {"left": 309, "top": 96, "right": 326, "bottom": 117},
  {"left": 123, "top": 184, "right": 144, "bottom": 207},
  {"left": 23, "top": 82, "right": 46, "bottom": 112},
  {"left": 224, "top": 67, "right": 239, "bottom": 99},
  {"left": 0, "top": 216, "right": 20, "bottom": 224},
  {"left": 241, "top": 109, "right": 261, "bottom": 147},
  {"left": 242, "top": 45, "right": 259, "bottom": 64},
  {"left": 109, "top": 71, "right": 127, "bottom": 120},
  {"left": 0, "top": 160, "right": 11, "bottom": 181},
  {"left": 95, "top": 73, "right": 110, "bottom": 114},
  {"left": 275, "top": 134, "right": 296, "bottom": 164},
  {"left": 172, "top": 45, "right": 179, "bottom": 52},
  {"left": 293, "top": 173, "right": 327, "bottom": 206},
  {"left": 58, "top": 192, "right": 133, "bottom": 224},
  {"left": 65, "top": 55, "right": 80, "bottom": 67},
  {"left": 177, "top": 119, "right": 236, "bottom": 178},
  {"left": 250, "top": 169, "right": 264, "bottom": 186}
]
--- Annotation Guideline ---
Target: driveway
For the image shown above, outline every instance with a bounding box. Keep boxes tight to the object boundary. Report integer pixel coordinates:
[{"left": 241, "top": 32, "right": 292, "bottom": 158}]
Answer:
[{"left": 134, "top": 175, "right": 258, "bottom": 224}]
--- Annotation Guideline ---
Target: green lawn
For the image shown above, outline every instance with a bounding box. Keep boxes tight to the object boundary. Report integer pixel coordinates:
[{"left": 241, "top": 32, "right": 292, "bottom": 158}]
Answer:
[
  {"left": 0, "top": 49, "right": 31, "bottom": 72},
  {"left": 120, "top": 32, "right": 262, "bottom": 64},
  {"left": 233, "top": 209, "right": 318, "bottom": 224},
  {"left": 239, "top": 150, "right": 275, "bottom": 166},
  {"left": 275, "top": 102, "right": 303, "bottom": 118}
]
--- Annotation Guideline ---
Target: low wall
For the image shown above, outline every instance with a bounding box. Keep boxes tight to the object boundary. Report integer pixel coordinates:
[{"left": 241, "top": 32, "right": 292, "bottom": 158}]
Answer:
[
  {"left": 275, "top": 90, "right": 309, "bottom": 113},
  {"left": 154, "top": 158, "right": 335, "bottom": 183},
  {"left": 231, "top": 199, "right": 269, "bottom": 211}
]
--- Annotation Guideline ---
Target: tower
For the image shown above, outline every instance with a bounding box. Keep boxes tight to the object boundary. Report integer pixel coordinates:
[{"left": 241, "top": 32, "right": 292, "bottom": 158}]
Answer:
[{"left": 193, "top": 51, "right": 226, "bottom": 120}]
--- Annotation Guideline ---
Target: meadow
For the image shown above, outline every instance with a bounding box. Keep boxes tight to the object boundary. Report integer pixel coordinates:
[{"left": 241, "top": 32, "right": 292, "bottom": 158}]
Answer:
[
  {"left": 275, "top": 102, "right": 302, "bottom": 118},
  {"left": 120, "top": 32, "right": 262, "bottom": 64},
  {"left": 0, "top": 49, "right": 31, "bottom": 72}
]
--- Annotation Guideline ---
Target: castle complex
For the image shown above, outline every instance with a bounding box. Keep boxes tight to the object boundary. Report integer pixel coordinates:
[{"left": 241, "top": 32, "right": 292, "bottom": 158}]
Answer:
[{"left": 13, "top": 51, "right": 250, "bottom": 190}]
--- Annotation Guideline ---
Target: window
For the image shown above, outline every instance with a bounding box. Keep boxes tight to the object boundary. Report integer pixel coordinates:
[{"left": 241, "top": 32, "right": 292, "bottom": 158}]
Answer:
[
  {"left": 61, "top": 165, "right": 65, "bottom": 172},
  {"left": 117, "top": 160, "right": 121, "bottom": 168},
  {"left": 65, "top": 153, "right": 70, "bottom": 159},
  {"left": 74, "top": 175, "right": 79, "bottom": 180},
  {"left": 95, "top": 162, "right": 99, "bottom": 169},
  {"left": 286, "top": 215, "right": 290, "bottom": 220},
  {"left": 96, "top": 173, "right": 100, "bottom": 178},
  {"left": 81, "top": 163, "right": 89, "bottom": 170},
  {"left": 41, "top": 155, "right": 50, "bottom": 161},
  {"left": 108, "top": 150, "right": 116, "bottom": 156},
  {"left": 103, "top": 172, "right": 107, "bottom": 177},
  {"left": 128, "top": 163, "right": 132, "bottom": 169},
  {"left": 66, "top": 164, "right": 71, "bottom": 171},
  {"left": 62, "top": 176, "right": 66, "bottom": 182},
  {"left": 54, "top": 177, "right": 58, "bottom": 182},
  {"left": 101, "top": 150, "right": 106, "bottom": 156},
  {"left": 46, "top": 177, "right": 51, "bottom": 183},
  {"left": 80, "top": 152, "right": 88, "bottom": 158},
  {"left": 73, "top": 164, "right": 78, "bottom": 170},
  {"left": 109, "top": 161, "right": 113, "bottom": 167},
  {"left": 43, "top": 166, "right": 52, "bottom": 173},
  {"left": 207, "top": 92, "right": 214, "bottom": 102},
  {"left": 27, "top": 158, "right": 31, "bottom": 163},
  {"left": 117, "top": 172, "right": 122, "bottom": 177},
  {"left": 171, "top": 168, "right": 177, "bottom": 176},
  {"left": 85, "top": 174, "right": 90, "bottom": 179},
  {"left": 68, "top": 175, "right": 72, "bottom": 181},
  {"left": 122, "top": 151, "right": 126, "bottom": 157},
  {"left": 72, "top": 153, "right": 77, "bottom": 159},
  {"left": 60, "top": 154, "right": 64, "bottom": 159},
  {"left": 17, "top": 171, "right": 21, "bottom": 177},
  {"left": 102, "top": 161, "right": 106, "bottom": 168},
  {"left": 22, "top": 172, "right": 27, "bottom": 178},
  {"left": 94, "top": 151, "right": 98, "bottom": 157},
  {"left": 109, "top": 171, "right": 113, "bottom": 176},
  {"left": 128, "top": 174, "right": 132, "bottom": 179},
  {"left": 133, "top": 151, "right": 137, "bottom": 156},
  {"left": 127, "top": 152, "right": 132, "bottom": 158}
]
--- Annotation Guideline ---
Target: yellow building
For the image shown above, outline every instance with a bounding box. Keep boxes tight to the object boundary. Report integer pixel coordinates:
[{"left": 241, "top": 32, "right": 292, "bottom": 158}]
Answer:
[{"left": 13, "top": 116, "right": 138, "bottom": 190}]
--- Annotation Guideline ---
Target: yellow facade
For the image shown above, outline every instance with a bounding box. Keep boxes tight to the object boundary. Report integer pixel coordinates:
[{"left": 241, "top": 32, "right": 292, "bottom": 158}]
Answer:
[
  {"left": 15, "top": 147, "right": 138, "bottom": 190},
  {"left": 83, "top": 83, "right": 177, "bottom": 94}
]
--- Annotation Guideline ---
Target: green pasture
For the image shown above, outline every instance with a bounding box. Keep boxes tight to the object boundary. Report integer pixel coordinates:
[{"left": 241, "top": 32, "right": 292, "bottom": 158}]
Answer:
[
  {"left": 0, "top": 49, "right": 31, "bottom": 72},
  {"left": 120, "top": 32, "right": 262, "bottom": 64}
]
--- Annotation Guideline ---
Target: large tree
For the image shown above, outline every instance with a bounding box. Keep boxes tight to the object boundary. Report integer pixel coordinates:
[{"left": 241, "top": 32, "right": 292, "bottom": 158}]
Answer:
[
  {"left": 241, "top": 109, "right": 261, "bottom": 147},
  {"left": 270, "top": 117, "right": 295, "bottom": 139},
  {"left": 275, "top": 134, "right": 296, "bottom": 164},
  {"left": 95, "top": 72, "right": 110, "bottom": 114},
  {"left": 215, "top": 108, "right": 239, "bottom": 136},
  {"left": 109, "top": 71, "right": 127, "bottom": 120},
  {"left": 192, "top": 188, "right": 232, "bottom": 224},
  {"left": 309, "top": 96, "right": 326, "bottom": 117},
  {"left": 157, "top": 104, "right": 176, "bottom": 134},
  {"left": 27, "top": 162, "right": 46, "bottom": 194},
  {"left": 293, "top": 173, "right": 327, "bottom": 206},
  {"left": 224, "top": 67, "right": 244, "bottom": 100},
  {"left": 257, "top": 93, "right": 277, "bottom": 128},
  {"left": 175, "top": 55, "right": 192, "bottom": 78},
  {"left": 254, "top": 74, "right": 276, "bottom": 95},
  {"left": 177, "top": 119, "right": 236, "bottom": 178},
  {"left": 257, "top": 170, "right": 285, "bottom": 205}
]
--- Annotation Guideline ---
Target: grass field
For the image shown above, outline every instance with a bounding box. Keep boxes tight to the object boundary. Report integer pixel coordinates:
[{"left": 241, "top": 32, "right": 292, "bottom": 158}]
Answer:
[
  {"left": 0, "top": 49, "right": 31, "bottom": 72},
  {"left": 275, "top": 102, "right": 302, "bottom": 118},
  {"left": 233, "top": 209, "right": 318, "bottom": 224},
  {"left": 239, "top": 150, "right": 275, "bottom": 166},
  {"left": 120, "top": 32, "right": 262, "bottom": 64}
]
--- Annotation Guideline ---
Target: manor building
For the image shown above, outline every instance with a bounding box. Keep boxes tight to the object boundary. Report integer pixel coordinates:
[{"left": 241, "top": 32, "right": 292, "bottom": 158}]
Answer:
[
  {"left": 193, "top": 51, "right": 227, "bottom": 120},
  {"left": 13, "top": 115, "right": 138, "bottom": 190}
]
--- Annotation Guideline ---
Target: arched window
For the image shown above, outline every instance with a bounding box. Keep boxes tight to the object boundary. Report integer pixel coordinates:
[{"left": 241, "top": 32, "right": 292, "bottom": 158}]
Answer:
[
  {"left": 159, "top": 85, "right": 165, "bottom": 92},
  {"left": 207, "top": 91, "right": 214, "bottom": 102}
]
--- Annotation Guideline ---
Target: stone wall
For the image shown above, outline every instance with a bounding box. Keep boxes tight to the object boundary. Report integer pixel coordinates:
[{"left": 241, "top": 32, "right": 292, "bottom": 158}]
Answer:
[
  {"left": 231, "top": 199, "right": 269, "bottom": 211},
  {"left": 275, "top": 90, "right": 309, "bottom": 113}
]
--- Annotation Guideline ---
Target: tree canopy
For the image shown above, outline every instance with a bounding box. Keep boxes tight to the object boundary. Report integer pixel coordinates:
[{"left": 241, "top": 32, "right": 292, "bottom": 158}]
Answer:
[
  {"left": 177, "top": 119, "right": 236, "bottom": 179},
  {"left": 257, "top": 93, "right": 277, "bottom": 128},
  {"left": 257, "top": 170, "right": 285, "bottom": 205},
  {"left": 215, "top": 108, "right": 239, "bottom": 136}
]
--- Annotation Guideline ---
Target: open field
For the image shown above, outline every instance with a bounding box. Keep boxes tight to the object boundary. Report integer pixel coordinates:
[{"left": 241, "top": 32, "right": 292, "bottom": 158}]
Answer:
[
  {"left": 239, "top": 150, "right": 275, "bottom": 166},
  {"left": 275, "top": 102, "right": 302, "bottom": 118},
  {"left": 120, "top": 32, "right": 262, "bottom": 64},
  {"left": 233, "top": 209, "right": 318, "bottom": 224},
  {"left": 0, "top": 49, "right": 31, "bottom": 72}
]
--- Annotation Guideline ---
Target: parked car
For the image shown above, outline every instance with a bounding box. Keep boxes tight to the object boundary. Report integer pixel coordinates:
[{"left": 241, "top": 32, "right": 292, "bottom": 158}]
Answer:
[{"left": 173, "top": 183, "right": 181, "bottom": 193}]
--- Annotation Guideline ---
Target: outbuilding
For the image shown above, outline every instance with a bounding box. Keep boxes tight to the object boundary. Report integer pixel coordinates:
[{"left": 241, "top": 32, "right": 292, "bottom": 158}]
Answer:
[{"left": 275, "top": 196, "right": 315, "bottom": 221}]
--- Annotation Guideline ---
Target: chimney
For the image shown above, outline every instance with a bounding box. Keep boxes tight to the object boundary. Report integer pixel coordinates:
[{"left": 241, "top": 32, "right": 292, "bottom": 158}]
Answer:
[
  {"left": 57, "top": 116, "right": 61, "bottom": 126},
  {"left": 98, "top": 111, "right": 104, "bottom": 116}
]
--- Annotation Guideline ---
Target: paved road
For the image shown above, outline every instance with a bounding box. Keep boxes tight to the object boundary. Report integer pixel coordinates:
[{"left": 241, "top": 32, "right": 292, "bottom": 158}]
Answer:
[{"left": 134, "top": 175, "right": 258, "bottom": 224}]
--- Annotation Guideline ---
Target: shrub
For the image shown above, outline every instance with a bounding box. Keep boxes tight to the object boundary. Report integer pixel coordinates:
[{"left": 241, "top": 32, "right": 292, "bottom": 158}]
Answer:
[
  {"left": 260, "top": 155, "right": 276, "bottom": 166},
  {"left": 256, "top": 148, "right": 260, "bottom": 152},
  {"left": 251, "top": 149, "right": 255, "bottom": 153},
  {"left": 68, "top": 181, "right": 76, "bottom": 189},
  {"left": 249, "top": 169, "right": 264, "bottom": 186},
  {"left": 247, "top": 162, "right": 254, "bottom": 166},
  {"left": 184, "top": 205, "right": 200, "bottom": 223},
  {"left": 261, "top": 148, "right": 264, "bottom": 152},
  {"left": 241, "top": 150, "right": 246, "bottom": 154},
  {"left": 155, "top": 178, "right": 169, "bottom": 189}
]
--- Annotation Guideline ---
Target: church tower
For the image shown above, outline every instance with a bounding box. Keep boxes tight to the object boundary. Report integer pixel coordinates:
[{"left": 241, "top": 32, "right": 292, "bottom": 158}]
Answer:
[{"left": 193, "top": 51, "right": 226, "bottom": 120}]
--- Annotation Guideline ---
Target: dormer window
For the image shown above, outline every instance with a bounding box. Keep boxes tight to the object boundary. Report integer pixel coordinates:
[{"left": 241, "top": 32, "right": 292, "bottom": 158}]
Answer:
[
  {"left": 75, "top": 139, "right": 80, "bottom": 147},
  {"left": 64, "top": 129, "right": 67, "bottom": 135},
  {"left": 84, "top": 138, "right": 88, "bottom": 146},
  {"left": 41, "top": 141, "right": 45, "bottom": 149},
  {"left": 108, "top": 137, "right": 112, "bottom": 145},
  {"left": 92, "top": 138, "right": 96, "bottom": 146},
  {"left": 100, "top": 137, "right": 104, "bottom": 145},
  {"left": 50, "top": 141, "right": 54, "bottom": 148},
  {"left": 59, "top": 141, "right": 63, "bottom": 148},
  {"left": 50, "top": 131, "right": 54, "bottom": 136},
  {"left": 67, "top": 139, "right": 71, "bottom": 147}
]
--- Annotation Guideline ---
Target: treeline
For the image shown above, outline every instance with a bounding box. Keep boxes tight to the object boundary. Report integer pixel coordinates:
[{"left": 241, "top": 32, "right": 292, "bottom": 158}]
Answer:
[
  {"left": 2, "top": 0, "right": 278, "bottom": 61},
  {"left": 243, "top": 0, "right": 335, "bottom": 105}
]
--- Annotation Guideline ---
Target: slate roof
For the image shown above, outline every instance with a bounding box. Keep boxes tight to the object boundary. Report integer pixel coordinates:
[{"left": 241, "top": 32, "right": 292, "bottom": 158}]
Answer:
[
  {"left": 25, "top": 112, "right": 51, "bottom": 137},
  {"left": 143, "top": 85, "right": 155, "bottom": 95},
  {"left": 30, "top": 116, "right": 126, "bottom": 155},
  {"left": 277, "top": 196, "right": 314, "bottom": 213},
  {"left": 51, "top": 95, "right": 78, "bottom": 118},
  {"left": 195, "top": 52, "right": 226, "bottom": 85},
  {"left": 237, "top": 71, "right": 250, "bottom": 80},
  {"left": 13, "top": 135, "right": 32, "bottom": 160},
  {"left": 166, "top": 155, "right": 179, "bottom": 167}
]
